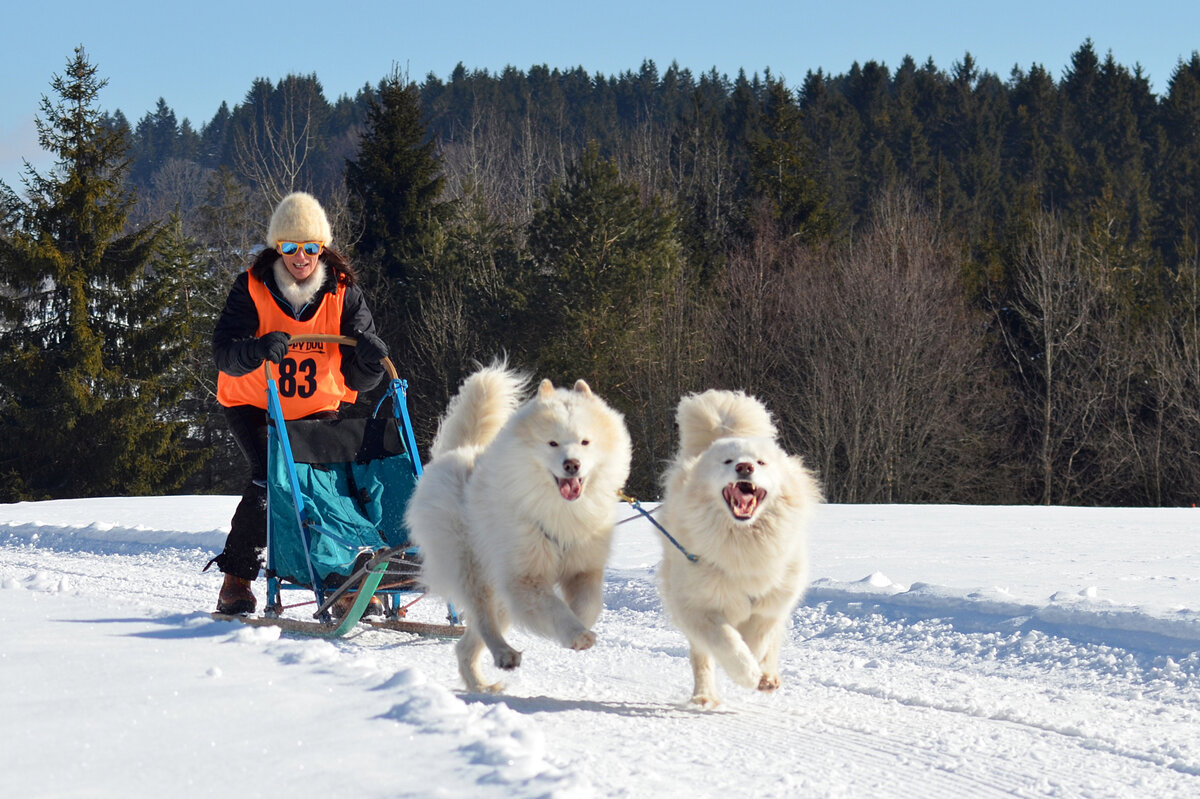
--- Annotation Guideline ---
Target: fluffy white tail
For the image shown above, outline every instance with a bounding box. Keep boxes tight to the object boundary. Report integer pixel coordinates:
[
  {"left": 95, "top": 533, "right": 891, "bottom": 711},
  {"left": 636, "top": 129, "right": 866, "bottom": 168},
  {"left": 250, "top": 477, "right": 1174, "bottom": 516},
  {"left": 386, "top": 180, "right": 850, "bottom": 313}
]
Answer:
[
  {"left": 675, "top": 389, "right": 777, "bottom": 459},
  {"left": 429, "top": 361, "right": 528, "bottom": 459}
]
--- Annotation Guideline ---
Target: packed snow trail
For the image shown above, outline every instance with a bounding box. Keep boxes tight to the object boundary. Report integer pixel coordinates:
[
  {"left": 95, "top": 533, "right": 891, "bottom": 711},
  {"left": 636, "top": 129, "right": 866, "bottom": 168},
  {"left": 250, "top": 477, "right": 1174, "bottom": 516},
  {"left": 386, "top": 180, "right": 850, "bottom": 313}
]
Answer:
[{"left": 2, "top": 497, "right": 1199, "bottom": 798}]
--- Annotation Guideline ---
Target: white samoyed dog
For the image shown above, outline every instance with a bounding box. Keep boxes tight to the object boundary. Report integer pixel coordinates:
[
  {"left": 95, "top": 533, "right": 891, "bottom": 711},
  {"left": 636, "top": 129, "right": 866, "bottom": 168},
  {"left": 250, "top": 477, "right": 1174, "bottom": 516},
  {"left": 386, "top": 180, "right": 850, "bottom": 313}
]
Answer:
[
  {"left": 657, "top": 390, "right": 822, "bottom": 707},
  {"left": 405, "top": 362, "right": 632, "bottom": 693}
]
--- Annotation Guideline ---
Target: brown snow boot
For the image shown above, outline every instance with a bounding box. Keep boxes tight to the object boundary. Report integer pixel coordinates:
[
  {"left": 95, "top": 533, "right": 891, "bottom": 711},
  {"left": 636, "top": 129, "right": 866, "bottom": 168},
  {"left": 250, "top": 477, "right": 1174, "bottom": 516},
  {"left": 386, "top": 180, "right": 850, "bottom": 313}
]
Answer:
[
  {"left": 331, "top": 592, "right": 384, "bottom": 620},
  {"left": 216, "top": 574, "right": 256, "bottom": 615}
]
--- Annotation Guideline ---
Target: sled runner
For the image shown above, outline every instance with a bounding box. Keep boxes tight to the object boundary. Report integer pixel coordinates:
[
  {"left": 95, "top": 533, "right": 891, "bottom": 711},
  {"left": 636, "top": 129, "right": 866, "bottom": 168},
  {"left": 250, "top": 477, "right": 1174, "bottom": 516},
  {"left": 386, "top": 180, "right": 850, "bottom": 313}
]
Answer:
[{"left": 213, "top": 333, "right": 463, "bottom": 638}]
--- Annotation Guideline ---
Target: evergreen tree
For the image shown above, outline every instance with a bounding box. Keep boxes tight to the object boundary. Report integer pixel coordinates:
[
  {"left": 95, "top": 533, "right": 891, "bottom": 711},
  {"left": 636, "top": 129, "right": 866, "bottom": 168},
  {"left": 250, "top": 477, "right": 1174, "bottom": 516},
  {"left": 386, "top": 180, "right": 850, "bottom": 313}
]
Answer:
[
  {"left": 846, "top": 60, "right": 899, "bottom": 211},
  {"left": 129, "top": 98, "right": 182, "bottom": 188},
  {"left": 1058, "top": 41, "right": 1106, "bottom": 215},
  {"left": 345, "top": 67, "right": 452, "bottom": 422},
  {"left": 798, "top": 69, "right": 863, "bottom": 232},
  {"left": 184, "top": 169, "right": 259, "bottom": 492},
  {"left": 1153, "top": 54, "right": 1200, "bottom": 268},
  {"left": 347, "top": 69, "right": 449, "bottom": 316},
  {"left": 409, "top": 191, "right": 529, "bottom": 420},
  {"left": 199, "top": 101, "right": 233, "bottom": 170},
  {"left": 940, "top": 55, "right": 1007, "bottom": 240},
  {"left": 0, "top": 47, "right": 195, "bottom": 499},
  {"left": 526, "top": 142, "right": 686, "bottom": 492},
  {"left": 888, "top": 57, "right": 936, "bottom": 192},
  {"left": 526, "top": 142, "right": 681, "bottom": 385},
  {"left": 1087, "top": 55, "right": 1161, "bottom": 313},
  {"left": 723, "top": 69, "right": 765, "bottom": 232},
  {"left": 1004, "top": 63, "right": 1063, "bottom": 204},
  {"left": 747, "top": 77, "right": 833, "bottom": 241}
]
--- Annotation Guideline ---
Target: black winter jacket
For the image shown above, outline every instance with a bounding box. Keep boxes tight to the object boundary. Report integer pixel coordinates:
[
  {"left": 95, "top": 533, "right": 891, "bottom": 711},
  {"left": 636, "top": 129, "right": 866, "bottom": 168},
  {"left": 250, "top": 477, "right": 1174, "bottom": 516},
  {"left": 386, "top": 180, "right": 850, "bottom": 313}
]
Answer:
[{"left": 212, "top": 266, "right": 385, "bottom": 394}]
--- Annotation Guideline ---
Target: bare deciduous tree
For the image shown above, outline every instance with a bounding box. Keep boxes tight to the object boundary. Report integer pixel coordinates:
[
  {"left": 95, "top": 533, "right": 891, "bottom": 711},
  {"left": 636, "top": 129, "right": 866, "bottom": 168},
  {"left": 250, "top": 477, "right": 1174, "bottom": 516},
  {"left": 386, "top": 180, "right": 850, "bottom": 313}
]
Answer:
[
  {"left": 779, "top": 187, "right": 1000, "bottom": 503},
  {"left": 233, "top": 76, "right": 325, "bottom": 210},
  {"left": 621, "top": 261, "right": 710, "bottom": 496},
  {"left": 127, "top": 158, "right": 213, "bottom": 234},
  {"left": 703, "top": 201, "right": 794, "bottom": 397},
  {"left": 993, "top": 211, "right": 1121, "bottom": 504},
  {"left": 438, "top": 87, "right": 566, "bottom": 231},
  {"left": 1135, "top": 254, "right": 1200, "bottom": 504}
]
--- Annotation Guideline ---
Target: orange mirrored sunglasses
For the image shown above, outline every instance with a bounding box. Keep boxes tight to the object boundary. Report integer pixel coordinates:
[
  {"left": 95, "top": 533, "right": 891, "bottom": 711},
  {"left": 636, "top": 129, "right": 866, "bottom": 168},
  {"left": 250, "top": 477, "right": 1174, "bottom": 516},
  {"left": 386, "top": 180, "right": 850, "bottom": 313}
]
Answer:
[{"left": 277, "top": 241, "right": 324, "bottom": 256}]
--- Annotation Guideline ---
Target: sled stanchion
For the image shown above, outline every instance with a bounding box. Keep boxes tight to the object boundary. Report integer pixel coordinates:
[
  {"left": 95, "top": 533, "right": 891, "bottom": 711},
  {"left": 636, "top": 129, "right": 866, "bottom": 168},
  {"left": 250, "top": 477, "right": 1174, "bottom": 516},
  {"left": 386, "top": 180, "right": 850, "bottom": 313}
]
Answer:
[
  {"left": 396, "top": 379, "right": 422, "bottom": 479},
  {"left": 374, "top": 377, "right": 422, "bottom": 479},
  {"left": 264, "top": 362, "right": 324, "bottom": 598},
  {"left": 618, "top": 489, "right": 699, "bottom": 563}
]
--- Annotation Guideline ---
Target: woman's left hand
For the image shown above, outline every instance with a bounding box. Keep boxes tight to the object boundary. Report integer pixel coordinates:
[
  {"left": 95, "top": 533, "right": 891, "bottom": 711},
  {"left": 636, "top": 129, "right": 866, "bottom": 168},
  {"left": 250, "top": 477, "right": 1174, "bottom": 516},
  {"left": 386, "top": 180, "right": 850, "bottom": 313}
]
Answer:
[{"left": 355, "top": 330, "right": 388, "bottom": 364}]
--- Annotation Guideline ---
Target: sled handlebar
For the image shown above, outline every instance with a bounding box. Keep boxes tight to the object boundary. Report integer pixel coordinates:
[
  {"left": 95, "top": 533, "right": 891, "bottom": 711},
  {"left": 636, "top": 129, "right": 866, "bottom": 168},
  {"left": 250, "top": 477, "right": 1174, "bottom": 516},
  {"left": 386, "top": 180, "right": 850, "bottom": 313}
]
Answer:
[{"left": 283, "top": 333, "right": 398, "bottom": 380}]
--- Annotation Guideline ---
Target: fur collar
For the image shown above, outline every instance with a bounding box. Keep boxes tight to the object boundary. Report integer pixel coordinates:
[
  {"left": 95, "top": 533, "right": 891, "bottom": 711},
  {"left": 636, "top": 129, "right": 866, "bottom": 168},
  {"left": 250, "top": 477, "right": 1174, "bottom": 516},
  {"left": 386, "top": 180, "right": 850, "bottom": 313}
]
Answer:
[{"left": 272, "top": 258, "right": 329, "bottom": 313}]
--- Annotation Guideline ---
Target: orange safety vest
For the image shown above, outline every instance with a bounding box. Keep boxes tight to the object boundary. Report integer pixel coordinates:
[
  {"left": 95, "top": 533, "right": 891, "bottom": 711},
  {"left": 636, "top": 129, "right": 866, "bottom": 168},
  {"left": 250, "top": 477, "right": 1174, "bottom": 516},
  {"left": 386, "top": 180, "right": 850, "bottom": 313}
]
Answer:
[{"left": 216, "top": 271, "right": 358, "bottom": 418}]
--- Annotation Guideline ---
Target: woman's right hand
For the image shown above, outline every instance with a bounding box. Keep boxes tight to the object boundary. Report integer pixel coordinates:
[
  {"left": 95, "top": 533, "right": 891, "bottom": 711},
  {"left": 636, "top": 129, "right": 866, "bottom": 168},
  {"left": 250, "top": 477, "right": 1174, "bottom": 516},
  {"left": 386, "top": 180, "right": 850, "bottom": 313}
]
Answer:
[{"left": 254, "top": 331, "right": 292, "bottom": 364}]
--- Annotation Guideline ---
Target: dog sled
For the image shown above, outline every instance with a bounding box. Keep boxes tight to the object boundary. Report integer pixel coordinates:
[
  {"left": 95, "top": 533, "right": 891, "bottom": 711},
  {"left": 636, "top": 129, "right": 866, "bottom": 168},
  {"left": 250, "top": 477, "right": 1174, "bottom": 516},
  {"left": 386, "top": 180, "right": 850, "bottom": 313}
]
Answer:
[{"left": 213, "top": 333, "right": 463, "bottom": 638}]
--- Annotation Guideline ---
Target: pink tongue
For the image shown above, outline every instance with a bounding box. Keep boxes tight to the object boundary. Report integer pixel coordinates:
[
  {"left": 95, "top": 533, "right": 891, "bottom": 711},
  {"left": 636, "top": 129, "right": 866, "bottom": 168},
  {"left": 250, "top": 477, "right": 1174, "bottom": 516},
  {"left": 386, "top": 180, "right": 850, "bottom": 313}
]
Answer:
[
  {"left": 733, "top": 493, "right": 756, "bottom": 516},
  {"left": 723, "top": 485, "right": 758, "bottom": 518},
  {"left": 559, "top": 477, "right": 583, "bottom": 500}
]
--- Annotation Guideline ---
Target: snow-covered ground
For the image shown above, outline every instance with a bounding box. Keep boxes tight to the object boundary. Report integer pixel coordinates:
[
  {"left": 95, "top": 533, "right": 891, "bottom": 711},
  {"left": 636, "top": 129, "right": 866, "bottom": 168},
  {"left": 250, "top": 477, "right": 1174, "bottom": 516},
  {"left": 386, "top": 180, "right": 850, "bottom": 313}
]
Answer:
[{"left": 2, "top": 497, "right": 1198, "bottom": 798}]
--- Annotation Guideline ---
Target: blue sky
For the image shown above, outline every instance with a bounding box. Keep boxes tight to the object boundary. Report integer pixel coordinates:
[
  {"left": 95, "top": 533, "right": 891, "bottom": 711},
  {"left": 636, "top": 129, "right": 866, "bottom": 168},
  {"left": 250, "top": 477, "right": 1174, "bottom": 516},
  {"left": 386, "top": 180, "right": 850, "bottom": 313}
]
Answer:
[{"left": 3, "top": 1, "right": 1198, "bottom": 192}]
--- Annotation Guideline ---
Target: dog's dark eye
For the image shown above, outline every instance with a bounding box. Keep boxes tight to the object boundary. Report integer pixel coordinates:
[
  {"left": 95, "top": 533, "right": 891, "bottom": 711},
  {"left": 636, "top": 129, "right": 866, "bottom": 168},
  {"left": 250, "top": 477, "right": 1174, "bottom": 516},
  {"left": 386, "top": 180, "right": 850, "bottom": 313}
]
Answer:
[
  {"left": 758, "top": 460, "right": 766, "bottom": 466},
  {"left": 581, "top": 440, "right": 590, "bottom": 446},
  {"left": 549, "top": 441, "right": 559, "bottom": 448},
  {"left": 723, "top": 459, "right": 733, "bottom": 465}
]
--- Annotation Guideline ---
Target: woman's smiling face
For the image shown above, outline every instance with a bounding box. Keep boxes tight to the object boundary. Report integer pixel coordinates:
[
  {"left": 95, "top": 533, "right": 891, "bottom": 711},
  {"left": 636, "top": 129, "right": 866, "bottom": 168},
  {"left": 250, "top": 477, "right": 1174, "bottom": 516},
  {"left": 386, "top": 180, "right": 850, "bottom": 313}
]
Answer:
[{"left": 279, "top": 244, "right": 321, "bottom": 281}]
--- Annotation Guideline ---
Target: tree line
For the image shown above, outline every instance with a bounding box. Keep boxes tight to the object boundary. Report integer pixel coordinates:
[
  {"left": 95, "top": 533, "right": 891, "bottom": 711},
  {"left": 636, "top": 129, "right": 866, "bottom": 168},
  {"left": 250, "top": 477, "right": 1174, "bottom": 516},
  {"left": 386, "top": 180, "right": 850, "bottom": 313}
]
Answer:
[{"left": 3, "top": 41, "right": 1200, "bottom": 506}]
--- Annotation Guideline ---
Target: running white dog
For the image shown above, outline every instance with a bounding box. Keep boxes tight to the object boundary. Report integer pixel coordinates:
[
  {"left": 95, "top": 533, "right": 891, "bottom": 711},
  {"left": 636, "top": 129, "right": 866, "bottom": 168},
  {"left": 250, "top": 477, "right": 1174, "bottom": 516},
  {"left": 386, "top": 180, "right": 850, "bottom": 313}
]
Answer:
[
  {"left": 405, "top": 362, "right": 632, "bottom": 693},
  {"left": 657, "top": 390, "right": 822, "bottom": 707}
]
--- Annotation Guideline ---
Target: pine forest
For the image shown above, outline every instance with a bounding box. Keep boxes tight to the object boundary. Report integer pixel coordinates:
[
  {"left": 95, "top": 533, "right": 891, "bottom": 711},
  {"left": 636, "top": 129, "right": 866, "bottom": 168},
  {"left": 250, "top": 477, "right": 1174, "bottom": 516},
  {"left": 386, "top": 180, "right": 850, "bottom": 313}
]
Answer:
[{"left": 4, "top": 41, "right": 1200, "bottom": 506}]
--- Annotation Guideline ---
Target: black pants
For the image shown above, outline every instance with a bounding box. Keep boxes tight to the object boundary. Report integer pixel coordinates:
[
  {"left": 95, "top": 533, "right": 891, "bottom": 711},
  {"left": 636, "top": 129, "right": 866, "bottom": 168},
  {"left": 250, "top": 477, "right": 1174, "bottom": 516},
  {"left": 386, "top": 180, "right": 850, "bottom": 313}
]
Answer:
[{"left": 211, "top": 404, "right": 337, "bottom": 580}]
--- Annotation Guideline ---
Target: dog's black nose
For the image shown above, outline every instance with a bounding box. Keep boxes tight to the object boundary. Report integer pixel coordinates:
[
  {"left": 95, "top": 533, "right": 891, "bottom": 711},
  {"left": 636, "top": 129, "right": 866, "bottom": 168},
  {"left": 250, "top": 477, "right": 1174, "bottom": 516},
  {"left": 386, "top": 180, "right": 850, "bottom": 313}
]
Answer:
[
  {"left": 563, "top": 458, "right": 580, "bottom": 476},
  {"left": 736, "top": 461, "right": 754, "bottom": 476}
]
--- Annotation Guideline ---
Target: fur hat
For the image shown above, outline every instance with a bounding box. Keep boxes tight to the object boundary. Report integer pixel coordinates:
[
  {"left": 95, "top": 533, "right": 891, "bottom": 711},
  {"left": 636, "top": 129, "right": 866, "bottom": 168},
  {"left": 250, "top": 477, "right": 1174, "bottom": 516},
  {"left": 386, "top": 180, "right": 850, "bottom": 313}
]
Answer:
[{"left": 266, "top": 192, "right": 332, "bottom": 249}]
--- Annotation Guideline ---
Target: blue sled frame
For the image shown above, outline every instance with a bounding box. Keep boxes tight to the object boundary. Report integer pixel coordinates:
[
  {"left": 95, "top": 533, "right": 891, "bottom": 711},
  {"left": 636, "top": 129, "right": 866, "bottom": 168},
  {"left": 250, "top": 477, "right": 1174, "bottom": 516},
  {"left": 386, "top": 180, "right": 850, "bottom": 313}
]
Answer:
[{"left": 252, "top": 333, "right": 461, "bottom": 638}]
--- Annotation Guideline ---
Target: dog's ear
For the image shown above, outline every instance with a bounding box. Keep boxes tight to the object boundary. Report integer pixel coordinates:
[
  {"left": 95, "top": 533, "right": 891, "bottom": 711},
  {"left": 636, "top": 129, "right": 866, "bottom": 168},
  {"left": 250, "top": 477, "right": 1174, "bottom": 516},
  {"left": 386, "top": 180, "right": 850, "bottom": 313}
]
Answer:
[
  {"left": 572, "top": 379, "right": 593, "bottom": 396},
  {"left": 538, "top": 379, "right": 556, "bottom": 399}
]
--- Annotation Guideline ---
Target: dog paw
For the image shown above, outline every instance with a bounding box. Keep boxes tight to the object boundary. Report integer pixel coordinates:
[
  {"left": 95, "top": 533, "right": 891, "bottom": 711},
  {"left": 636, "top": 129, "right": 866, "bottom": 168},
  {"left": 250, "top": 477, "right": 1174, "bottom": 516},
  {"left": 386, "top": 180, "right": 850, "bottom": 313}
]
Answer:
[
  {"left": 728, "top": 665, "right": 762, "bottom": 689},
  {"left": 690, "top": 692, "right": 722, "bottom": 709},
  {"left": 492, "top": 647, "right": 522, "bottom": 670},
  {"left": 463, "top": 676, "right": 506, "bottom": 694},
  {"left": 567, "top": 629, "right": 596, "bottom": 651},
  {"left": 757, "top": 672, "right": 780, "bottom": 692}
]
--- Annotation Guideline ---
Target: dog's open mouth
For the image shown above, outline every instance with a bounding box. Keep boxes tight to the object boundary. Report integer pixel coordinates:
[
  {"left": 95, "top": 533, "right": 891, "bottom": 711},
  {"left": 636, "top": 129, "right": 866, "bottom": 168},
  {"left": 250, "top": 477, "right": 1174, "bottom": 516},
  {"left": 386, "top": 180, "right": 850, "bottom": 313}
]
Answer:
[
  {"left": 723, "top": 481, "right": 766, "bottom": 520},
  {"left": 558, "top": 476, "right": 583, "bottom": 501}
]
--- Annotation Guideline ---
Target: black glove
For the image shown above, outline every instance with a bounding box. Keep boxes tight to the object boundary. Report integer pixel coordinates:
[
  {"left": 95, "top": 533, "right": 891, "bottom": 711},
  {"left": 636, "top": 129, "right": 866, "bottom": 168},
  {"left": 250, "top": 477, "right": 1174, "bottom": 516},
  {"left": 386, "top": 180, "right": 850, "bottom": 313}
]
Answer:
[
  {"left": 355, "top": 330, "right": 388, "bottom": 365},
  {"left": 254, "top": 331, "right": 291, "bottom": 365}
]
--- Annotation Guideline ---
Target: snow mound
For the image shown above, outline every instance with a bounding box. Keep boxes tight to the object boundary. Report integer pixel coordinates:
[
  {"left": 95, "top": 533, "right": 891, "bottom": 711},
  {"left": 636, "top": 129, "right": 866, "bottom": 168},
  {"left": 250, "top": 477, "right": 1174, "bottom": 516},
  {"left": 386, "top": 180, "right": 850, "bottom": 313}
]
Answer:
[{"left": 808, "top": 574, "right": 1200, "bottom": 655}]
